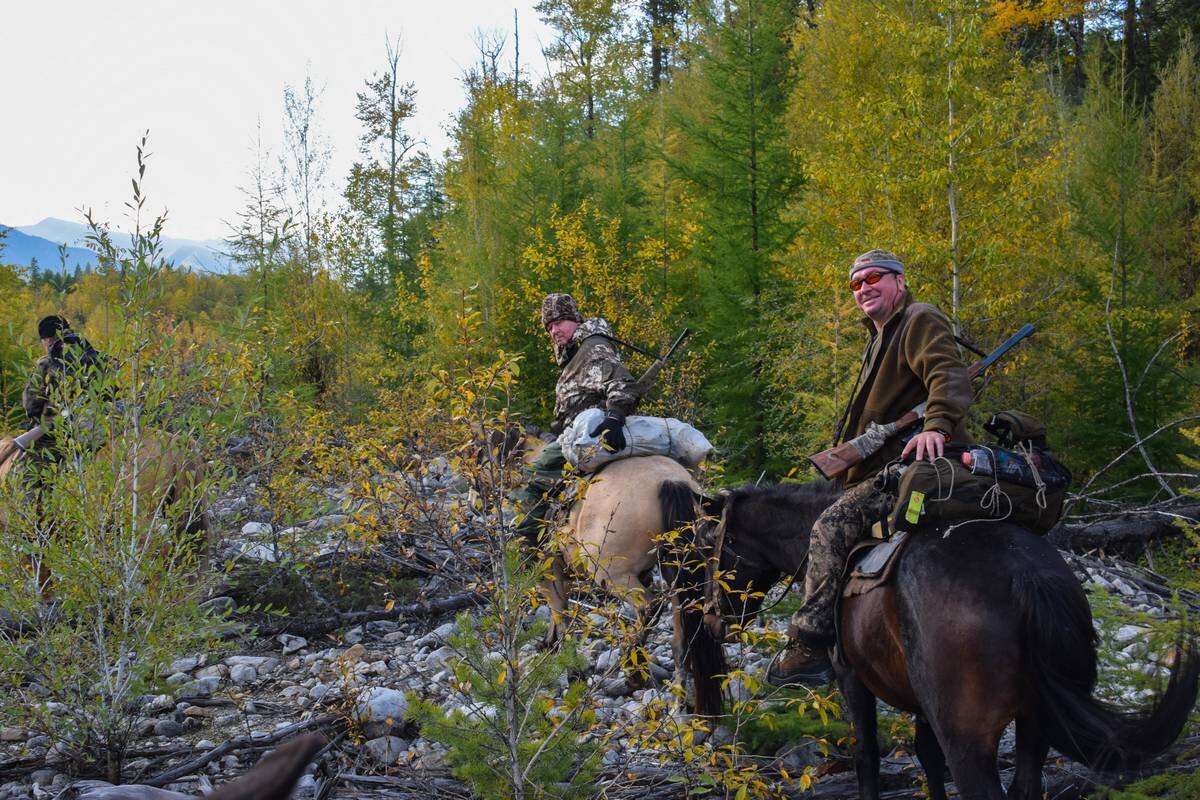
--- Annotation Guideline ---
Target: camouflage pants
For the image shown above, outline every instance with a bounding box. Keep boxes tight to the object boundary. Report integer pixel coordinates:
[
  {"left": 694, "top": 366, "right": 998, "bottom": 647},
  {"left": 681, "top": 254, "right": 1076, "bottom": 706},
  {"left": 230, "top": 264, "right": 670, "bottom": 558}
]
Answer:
[
  {"left": 789, "top": 478, "right": 895, "bottom": 643},
  {"left": 511, "top": 440, "right": 567, "bottom": 549}
]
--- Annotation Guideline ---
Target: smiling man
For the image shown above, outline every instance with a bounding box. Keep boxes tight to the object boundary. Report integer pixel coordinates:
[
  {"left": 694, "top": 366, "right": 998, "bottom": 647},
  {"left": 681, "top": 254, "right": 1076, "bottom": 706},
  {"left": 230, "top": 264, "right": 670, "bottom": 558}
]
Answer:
[
  {"left": 511, "top": 293, "right": 640, "bottom": 549},
  {"left": 768, "top": 249, "right": 973, "bottom": 686}
]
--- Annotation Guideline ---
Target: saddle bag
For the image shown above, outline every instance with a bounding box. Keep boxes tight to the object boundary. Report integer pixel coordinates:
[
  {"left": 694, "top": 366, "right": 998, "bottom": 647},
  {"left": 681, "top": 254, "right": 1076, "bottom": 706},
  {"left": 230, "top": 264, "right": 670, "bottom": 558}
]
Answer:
[{"left": 888, "top": 442, "right": 1070, "bottom": 535}]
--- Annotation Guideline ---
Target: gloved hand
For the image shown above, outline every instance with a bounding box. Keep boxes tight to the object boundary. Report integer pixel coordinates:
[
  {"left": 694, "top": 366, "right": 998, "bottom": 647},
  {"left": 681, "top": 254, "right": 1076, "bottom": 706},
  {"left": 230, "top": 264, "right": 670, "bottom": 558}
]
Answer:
[{"left": 589, "top": 411, "right": 627, "bottom": 452}]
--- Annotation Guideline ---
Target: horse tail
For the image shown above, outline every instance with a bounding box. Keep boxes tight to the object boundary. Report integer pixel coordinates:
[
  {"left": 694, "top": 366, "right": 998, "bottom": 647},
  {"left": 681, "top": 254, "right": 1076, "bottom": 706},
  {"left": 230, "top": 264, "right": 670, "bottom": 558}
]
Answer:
[
  {"left": 659, "top": 479, "right": 726, "bottom": 717},
  {"left": 1016, "top": 569, "right": 1200, "bottom": 772}
]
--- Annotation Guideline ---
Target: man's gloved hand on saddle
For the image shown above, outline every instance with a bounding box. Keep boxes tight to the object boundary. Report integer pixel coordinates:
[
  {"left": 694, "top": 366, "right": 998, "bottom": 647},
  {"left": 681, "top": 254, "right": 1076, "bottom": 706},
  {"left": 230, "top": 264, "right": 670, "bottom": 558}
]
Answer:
[{"left": 589, "top": 410, "right": 627, "bottom": 452}]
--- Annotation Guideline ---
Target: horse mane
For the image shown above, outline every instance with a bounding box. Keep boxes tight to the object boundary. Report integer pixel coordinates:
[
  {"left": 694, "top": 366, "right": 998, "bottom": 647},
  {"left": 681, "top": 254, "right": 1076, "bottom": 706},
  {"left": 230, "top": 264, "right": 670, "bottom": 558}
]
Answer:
[
  {"left": 721, "top": 480, "right": 842, "bottom": 535},
  {"left": 707, "top": 479, "right": 843, "bottom": 579}
]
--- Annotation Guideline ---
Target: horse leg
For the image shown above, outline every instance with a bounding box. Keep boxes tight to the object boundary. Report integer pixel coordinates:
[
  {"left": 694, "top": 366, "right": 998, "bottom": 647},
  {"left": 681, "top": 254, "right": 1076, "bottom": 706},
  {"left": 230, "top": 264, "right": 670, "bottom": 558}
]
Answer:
[
  {"left": 936, "top": 737, "right": 1005, "bottom": 800},
  {"left": 542, "top": 553, "right": 570, "bottom": 647},
  {"left": 837, "top": 670, "right": 882, "bottom": 800},
  {"left": 1007, "top": 717, "right": 1048, "bottom": 800},
  {"left": 913, "top": 716, "right": 948, "bottom": 800},
  {"left": 605, "top": 570, "right": 654, "bottom": 687}
]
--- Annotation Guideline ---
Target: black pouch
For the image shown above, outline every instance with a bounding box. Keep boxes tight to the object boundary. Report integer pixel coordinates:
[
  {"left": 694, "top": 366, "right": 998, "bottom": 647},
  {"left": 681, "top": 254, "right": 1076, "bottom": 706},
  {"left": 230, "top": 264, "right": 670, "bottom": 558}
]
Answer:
[
  {"left": 984, "top": 410, "right": 1047, "bottom": 449},
  {"left": 890, "top": 444, "right": 1069, "bottom": 535}
]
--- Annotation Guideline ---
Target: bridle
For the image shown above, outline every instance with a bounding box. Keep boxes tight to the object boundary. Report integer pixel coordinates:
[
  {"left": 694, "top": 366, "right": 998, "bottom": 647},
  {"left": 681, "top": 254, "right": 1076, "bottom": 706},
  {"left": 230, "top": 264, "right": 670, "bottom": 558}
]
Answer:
[{"left": 700, "top": 495, "right": 808, "bottom": 637}]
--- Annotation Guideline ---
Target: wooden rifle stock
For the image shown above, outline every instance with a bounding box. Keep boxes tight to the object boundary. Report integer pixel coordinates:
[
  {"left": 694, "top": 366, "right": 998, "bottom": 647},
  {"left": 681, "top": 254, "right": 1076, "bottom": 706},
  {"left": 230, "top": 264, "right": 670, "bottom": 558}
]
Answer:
[
  {"left": 809, "top": 409, "right": 921, "bottom": 480},
  {"left": 807, "top": 323, "right": 1034, "bottom": 480}
]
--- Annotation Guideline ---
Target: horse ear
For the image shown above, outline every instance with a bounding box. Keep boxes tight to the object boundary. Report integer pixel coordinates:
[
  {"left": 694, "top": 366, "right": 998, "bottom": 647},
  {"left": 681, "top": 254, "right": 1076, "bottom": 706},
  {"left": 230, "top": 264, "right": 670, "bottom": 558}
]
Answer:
[
  {"left": 700, "top": 492, "right": 726, "bottom": 518},
  {"left": 205, "top": 733, "right": 326, "bottom": 800}
]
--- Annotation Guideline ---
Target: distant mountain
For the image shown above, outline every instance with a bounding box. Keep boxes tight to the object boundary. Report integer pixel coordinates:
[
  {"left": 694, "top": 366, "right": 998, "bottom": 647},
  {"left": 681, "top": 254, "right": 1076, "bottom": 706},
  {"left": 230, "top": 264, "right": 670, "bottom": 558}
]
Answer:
[
  {"left": 11, "top": 217, "right": 238, "bottom": 274},
  {"left": 0, "top": 226, "right": 97, "bottom": 272}
]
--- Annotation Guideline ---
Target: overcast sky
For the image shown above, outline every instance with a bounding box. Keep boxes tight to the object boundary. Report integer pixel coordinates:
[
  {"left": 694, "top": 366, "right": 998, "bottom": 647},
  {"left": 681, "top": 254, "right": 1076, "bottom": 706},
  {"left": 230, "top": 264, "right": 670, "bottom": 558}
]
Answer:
[{"left": 0, "top": 1, "right": 553, "bottom": 241}]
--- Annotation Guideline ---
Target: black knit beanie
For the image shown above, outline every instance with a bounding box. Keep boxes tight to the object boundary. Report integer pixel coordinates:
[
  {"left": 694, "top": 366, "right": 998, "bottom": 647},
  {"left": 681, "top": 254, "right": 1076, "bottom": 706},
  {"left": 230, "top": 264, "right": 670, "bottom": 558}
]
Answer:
[{"left": 38, "top": 315, "right": 71, "bottom": 339}]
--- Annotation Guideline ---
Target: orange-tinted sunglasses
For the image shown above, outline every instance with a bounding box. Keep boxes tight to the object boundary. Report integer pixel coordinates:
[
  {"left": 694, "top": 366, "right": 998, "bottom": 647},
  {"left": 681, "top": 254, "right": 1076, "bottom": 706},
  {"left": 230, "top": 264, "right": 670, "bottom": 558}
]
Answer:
[{"left": 850, "top": 270, "right": 897, "bottom": 292}]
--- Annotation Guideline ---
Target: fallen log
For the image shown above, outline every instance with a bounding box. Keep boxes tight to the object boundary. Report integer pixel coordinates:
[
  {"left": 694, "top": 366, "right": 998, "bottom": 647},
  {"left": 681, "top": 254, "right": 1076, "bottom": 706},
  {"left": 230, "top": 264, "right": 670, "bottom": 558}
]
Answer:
[
  {"left": 1048, "top": 502, "right": 1200, "bottom": 552},
  {"left": 142, "top": 714, "right": 337, "bottom": 788}
]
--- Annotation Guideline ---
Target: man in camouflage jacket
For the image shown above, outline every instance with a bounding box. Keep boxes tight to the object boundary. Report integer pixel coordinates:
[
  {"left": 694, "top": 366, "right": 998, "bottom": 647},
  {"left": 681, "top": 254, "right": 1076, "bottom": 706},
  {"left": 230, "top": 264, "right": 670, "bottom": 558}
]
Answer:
[
  {"left": 22, "top": 315, "right": 109, "bottom": 465},
  {"left": 513, "top": 293, "right": 640, "bottom": 547},
  {"left": 767, "top": 250, "right": 972, "bottom": 687}
]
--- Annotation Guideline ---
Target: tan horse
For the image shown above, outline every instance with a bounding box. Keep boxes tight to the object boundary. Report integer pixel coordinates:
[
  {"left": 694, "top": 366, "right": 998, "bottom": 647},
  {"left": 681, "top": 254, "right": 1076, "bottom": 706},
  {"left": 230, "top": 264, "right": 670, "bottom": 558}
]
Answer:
[
  {"left": 0, "top": 429, "right": 211, "bottom": 596},
  {"left": 532, "top": 449, "right": 725, "bottom": 714}
]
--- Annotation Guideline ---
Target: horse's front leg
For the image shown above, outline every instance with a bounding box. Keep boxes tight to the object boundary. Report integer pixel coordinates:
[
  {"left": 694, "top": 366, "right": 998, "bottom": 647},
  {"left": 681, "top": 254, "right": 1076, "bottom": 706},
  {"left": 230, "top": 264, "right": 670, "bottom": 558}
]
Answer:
[
  {"left": 836, "top": 668, "right": 881, "bottom": 800},
  {"left": 914, "top": 716, "right": 949, "bottom": 800},
  {"left": 541, "top": 553, "right": 570, "bottom": 648},
  {"left": 605, "top": 571, "right": 655, "bottom": 687}
]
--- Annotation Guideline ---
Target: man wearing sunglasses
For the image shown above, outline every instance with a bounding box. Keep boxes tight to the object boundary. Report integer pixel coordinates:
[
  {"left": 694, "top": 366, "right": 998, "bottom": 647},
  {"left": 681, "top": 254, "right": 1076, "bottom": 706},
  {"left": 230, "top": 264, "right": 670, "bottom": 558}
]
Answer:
[{"left": 768, "top": 249, "right": 972, "bottom": 686}]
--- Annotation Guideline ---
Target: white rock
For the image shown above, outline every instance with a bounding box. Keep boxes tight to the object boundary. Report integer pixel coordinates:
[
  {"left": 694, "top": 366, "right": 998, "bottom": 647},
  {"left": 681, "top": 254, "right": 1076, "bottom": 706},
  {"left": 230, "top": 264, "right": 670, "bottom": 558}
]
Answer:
[
  {"left": 307, "top": 514, "right": 350, "bottom": 531},
  {"left": 241, "top": 521, "right": 274, "bottom": 536},
  {"left": 224, "top": 655, "right": 272, "bottom": 668},
  {"left": 594, "top": 649, "right": 621, "bottom": 673},
  {"left": 362, "top": 736, "right": 410, "bottom": 765},
  {"left": 425, "top": 645, "right": 458, "bottom": 671},
  {"left": 355, "top": 687, "right": 409, "bottom": 738},
  {"left": 169, "top": 655, "right": 205, "bottom": 673},
  {"left": 228, "top": 542, "right": 279, "bottom": 562},
  {"left": 279, "top": 634, "right": 308, "bottom": 655},
  {"left": 229, "top": 664, "right": 258, "bottom": 684},
  {"left": 143, "top": 695, "right": 175, "bottom": 713}
]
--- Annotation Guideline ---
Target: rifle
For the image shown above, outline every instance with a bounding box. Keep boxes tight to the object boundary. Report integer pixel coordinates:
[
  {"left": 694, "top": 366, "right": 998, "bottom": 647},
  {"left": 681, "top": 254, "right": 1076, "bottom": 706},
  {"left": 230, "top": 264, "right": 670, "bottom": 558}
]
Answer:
[
  {"left": 632, "top": 329, "right": 692, "bottom": 396},
  {"left": 808, "top": 323, "right": 1035, "bottom": 480}
]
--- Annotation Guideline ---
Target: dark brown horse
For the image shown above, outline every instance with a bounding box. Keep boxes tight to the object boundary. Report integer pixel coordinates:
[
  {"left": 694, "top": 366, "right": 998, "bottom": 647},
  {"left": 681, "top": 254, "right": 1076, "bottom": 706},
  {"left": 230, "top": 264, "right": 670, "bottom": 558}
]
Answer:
[{"left": 659, "top": 479, "right": 1200, "bottom": 800}]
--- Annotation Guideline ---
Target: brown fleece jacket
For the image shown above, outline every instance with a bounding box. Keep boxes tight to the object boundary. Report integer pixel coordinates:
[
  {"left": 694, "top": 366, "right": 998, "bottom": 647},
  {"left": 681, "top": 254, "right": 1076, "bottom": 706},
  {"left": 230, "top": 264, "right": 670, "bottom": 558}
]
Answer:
[{"left": 840, "top": 293, "right": 972, "bottom": 487}]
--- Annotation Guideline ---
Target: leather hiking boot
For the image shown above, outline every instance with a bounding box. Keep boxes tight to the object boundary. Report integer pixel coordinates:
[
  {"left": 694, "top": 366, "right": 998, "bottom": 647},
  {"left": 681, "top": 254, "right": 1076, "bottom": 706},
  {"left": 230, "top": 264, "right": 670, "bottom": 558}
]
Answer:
[{"left": 766, "top": 636, "right": 833, "bottom": 687}]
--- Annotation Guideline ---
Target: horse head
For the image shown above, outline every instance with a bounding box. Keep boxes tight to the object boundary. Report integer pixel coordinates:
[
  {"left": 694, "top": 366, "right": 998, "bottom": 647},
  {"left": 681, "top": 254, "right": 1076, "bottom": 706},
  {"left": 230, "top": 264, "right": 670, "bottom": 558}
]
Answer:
[{"left": 701, "top": 480, "right": 842, "bottom": 639}]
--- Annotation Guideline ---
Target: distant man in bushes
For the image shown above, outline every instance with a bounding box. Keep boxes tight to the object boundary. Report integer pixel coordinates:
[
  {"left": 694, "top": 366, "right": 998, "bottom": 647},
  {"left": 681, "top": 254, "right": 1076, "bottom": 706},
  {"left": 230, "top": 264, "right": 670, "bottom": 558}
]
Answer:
[
  {"left": 21, "top": 314, "right": 109, "bottom": 469},
  {"left": 512, "top": 293, "right": 640, "bottom": 549},
  {"left": 767, "top": 250, "right": 972, "bottom": 686}
]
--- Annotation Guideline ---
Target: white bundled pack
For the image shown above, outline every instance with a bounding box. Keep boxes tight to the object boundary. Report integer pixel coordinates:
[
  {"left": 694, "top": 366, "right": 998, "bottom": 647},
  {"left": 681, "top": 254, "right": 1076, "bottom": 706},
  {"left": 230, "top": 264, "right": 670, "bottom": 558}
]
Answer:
[{"left": 559, "top": 407, "right": 714, "bottom": 473}]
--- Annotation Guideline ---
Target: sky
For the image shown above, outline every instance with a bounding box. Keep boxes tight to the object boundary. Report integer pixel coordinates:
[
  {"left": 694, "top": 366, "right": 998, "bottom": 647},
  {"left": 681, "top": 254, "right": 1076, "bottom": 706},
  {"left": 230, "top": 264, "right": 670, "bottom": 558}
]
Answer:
[{"left": 0, "top": 1, "right": 553, "bottom": 241}]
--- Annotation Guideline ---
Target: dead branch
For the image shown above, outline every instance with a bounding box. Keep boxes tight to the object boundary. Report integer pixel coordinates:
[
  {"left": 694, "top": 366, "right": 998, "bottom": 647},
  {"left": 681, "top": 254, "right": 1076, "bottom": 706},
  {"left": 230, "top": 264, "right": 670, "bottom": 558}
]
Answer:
[{"left": 250, "top": 590, "right": 488, "bottom": 637}]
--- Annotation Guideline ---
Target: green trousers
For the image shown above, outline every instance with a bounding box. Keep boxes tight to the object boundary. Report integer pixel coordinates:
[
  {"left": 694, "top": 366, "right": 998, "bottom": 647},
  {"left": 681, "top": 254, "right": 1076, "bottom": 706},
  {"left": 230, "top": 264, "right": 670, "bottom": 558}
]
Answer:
[
  {"left": 789, "top": 479, "right": 895, "bottom": 643},
  {"left": 511, "top": 440, "right": 567, "bottom": 548}
]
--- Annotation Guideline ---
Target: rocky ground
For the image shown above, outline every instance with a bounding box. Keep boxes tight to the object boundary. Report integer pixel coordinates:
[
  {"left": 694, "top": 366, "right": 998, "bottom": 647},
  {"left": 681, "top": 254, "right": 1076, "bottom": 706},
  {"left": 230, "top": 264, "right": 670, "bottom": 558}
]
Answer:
[{"left": 0, "top": 457, "right": 1196, "bottom": 799}]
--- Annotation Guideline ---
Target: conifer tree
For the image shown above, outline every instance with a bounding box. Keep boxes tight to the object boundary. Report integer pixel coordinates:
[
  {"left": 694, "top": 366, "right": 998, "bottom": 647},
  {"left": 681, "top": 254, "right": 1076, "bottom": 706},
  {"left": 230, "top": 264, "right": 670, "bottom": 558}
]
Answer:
[
  {"left": 671, "top": 0, "right": 801, "bottom": 476},
  {"left": 1060, "top": 52, "right": 1195, "bottom": 492}
]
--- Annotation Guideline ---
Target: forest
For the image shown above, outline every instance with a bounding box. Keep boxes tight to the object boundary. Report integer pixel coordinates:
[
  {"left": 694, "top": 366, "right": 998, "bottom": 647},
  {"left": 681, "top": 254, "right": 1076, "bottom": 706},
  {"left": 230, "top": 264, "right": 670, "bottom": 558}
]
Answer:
[{"left": 0, "top": 0, "right": 1198, "bottom": 798}]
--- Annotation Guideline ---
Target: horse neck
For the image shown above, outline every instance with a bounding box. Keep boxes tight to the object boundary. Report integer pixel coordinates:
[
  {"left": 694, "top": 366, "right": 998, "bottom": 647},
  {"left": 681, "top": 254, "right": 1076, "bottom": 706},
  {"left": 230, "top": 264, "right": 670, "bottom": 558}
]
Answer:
[{"left": 727, "top": 481, "right": 841, "bottom": 575}]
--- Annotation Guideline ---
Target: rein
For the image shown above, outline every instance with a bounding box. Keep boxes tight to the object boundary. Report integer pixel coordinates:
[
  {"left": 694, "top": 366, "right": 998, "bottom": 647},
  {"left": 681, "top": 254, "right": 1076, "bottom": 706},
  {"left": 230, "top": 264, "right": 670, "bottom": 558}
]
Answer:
[{"left": 701, "top": 499, "right": 731, "bottom": 633}]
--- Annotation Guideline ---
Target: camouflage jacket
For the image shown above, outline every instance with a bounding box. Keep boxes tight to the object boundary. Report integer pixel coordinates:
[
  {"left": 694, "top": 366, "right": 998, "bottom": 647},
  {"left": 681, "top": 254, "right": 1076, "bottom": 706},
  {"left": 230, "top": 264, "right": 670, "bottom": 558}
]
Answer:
[
  {"left": 22, "top": 337, "right": 110, "bottom": 448},
  {"left": 552, "top": 318, "right": 640, "bottom": 433}
]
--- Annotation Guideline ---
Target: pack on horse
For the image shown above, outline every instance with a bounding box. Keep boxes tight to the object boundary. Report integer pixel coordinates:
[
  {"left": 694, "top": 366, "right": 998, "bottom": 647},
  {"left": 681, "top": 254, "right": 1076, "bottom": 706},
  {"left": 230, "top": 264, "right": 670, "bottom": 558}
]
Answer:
[{"left": 660, "top": 477, "right": 1200, "bottom": 800}]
